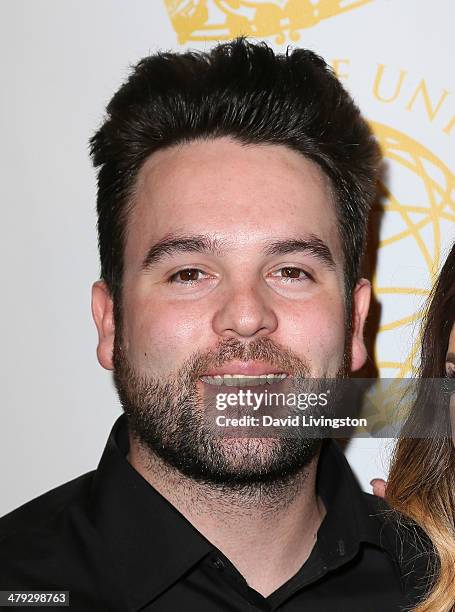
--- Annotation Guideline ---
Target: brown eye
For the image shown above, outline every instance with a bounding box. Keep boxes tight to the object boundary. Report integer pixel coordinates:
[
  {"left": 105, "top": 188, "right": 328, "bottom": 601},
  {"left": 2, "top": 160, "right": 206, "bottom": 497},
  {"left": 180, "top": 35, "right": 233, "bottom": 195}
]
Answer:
[
  {"left": 178, "top": 269, "right": 199, "bottom": 282},
  {"left": 168, "top": 268, "right": 203, "bottom": 284},
  {"left": 281, "top": 267, "right": 303, "bottom": 279},
  {"left": 269, "top": 266, "right": 312, "bottom": 284}
]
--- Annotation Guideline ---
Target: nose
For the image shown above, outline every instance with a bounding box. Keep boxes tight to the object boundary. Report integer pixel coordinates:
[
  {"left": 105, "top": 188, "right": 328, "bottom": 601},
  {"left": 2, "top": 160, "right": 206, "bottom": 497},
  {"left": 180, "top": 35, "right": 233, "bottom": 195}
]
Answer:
[{"left": 212, "top": 281, "right": 278, "bottom": 340}]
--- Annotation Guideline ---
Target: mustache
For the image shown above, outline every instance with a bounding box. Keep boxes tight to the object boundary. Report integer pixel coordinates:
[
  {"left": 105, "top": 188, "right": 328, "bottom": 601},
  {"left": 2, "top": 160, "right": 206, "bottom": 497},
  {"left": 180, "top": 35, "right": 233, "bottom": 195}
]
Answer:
[{"left": 178, "top": 337, "right": 310, "bottom": 382}]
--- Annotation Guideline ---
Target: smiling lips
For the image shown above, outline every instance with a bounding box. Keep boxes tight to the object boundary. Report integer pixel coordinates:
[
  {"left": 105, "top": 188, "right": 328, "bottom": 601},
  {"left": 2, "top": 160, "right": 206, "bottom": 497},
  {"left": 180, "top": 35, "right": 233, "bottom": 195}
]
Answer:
[
  {"left": 199, "top": 360, "right": 290, "bottom": 387},
  {"left": 200, "top": 373, "right": 288, "bottom": 387}
]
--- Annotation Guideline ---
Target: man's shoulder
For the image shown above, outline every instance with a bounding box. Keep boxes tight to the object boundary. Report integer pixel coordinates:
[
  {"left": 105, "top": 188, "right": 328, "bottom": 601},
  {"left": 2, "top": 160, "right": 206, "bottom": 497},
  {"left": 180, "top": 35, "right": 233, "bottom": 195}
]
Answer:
[
  {"left": 0, "top": 470, "right": 125, "bottom": 603},
  {"left": 360, "top": 491, "right": 433, "bottom": 605},
  {"left": 0, "top": 470, "right": 95, "bottom": 543},
  {"left": 360, "top": 490, "right": 395, "bottom": 526},
  {"left": 359, "top": 491, "right": 400, "bottom": 552},
  {"left": 360, "top": 491, "right": 431, "bottom": 557},
  {"left": 360, "top": 491, "right": 431, "bottom": 549}
]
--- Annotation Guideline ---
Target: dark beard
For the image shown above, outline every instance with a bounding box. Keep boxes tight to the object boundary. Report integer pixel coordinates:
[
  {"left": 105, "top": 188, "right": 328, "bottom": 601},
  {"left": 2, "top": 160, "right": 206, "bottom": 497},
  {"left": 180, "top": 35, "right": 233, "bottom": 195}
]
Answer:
[{"left": 113, "top": 335, "right": 350, "bottom": 490}]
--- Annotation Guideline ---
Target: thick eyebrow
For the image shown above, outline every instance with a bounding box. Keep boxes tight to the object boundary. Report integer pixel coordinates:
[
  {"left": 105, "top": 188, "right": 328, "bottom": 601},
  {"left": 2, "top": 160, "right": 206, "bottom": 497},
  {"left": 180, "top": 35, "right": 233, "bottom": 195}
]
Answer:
[
  {"left": 141, "top": 233, "right": 335, "bottom": 271},
  {"left": 263, "top": 236, "right": 335, "bottom": 270},
  {"left": 141, "top": 234, "right": 226, "bottom": 270}
]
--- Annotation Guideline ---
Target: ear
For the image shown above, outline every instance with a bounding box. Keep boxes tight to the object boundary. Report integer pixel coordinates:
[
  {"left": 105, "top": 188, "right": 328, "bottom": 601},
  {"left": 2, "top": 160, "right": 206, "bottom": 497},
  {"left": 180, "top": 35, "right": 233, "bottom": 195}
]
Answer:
[
  {"left": 350, "top": 278, "right": 371, "bottom": 372},
  {"left": 91, "top": 280, "right": 115, "bottom": 371}
]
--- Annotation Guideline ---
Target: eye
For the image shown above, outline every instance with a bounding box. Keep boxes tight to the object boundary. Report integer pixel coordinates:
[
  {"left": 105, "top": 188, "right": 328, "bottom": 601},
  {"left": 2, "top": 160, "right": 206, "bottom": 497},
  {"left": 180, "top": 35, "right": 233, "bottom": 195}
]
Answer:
[
  {"left": 270, "top": 267, "right": 312, "bottom": 283},
  {"left": 167, "top": 268, "right": 206, "bottom": 284}
]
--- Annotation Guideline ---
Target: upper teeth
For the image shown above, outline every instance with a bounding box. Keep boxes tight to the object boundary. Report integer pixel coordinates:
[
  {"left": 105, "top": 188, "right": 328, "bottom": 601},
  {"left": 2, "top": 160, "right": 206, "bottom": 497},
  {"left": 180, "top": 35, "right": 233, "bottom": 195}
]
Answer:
[{"left": 200, "top": 373, "right": 287, "bottom": 387}]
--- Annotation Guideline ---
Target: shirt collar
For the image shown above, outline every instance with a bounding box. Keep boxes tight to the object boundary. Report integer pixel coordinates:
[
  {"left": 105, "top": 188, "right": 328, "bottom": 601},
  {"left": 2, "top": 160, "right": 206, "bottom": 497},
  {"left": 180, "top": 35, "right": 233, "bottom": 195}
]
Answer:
[{"left": 90, "top": 415, "right": 386, "bottom": 609}]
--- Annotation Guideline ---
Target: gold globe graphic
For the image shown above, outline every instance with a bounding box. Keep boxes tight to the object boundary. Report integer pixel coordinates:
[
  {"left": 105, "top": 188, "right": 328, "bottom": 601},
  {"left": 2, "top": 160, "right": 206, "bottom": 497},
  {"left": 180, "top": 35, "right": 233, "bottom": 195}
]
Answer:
[
  {"left": 349, "top": 123, "right": 455, "bottom": 435},
  {"left": 164, "top": 0, "right": 372, "bottom": 44},
  {"left": 368, "top": 121, "right": 455, "bottom": 379}
]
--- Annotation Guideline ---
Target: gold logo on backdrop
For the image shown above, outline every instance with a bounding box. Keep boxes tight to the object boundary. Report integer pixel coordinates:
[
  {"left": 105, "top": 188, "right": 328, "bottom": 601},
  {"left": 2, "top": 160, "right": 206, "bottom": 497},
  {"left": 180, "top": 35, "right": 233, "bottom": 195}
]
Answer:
[
  {"left": 369, "top": 122, "right": 455, "bottom": 378},
  {"left": 165, "top": 0, "right": 373, "bottom": 44},
  {"left": 352, "top": 123, "right": 455, "bottom": 434}
]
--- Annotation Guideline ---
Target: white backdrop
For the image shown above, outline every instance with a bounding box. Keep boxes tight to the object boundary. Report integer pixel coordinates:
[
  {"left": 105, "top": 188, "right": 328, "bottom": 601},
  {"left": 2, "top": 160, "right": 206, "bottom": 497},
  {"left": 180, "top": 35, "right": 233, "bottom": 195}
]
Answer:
[{"left": 1, "top": 0, "right": 454, "bottom": 516}]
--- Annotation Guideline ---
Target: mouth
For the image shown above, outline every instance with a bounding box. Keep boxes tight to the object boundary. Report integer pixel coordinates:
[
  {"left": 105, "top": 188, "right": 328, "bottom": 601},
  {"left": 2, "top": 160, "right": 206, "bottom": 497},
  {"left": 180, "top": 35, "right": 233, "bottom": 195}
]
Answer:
[{"left": 199, "top": 373, "right": 288, "bottom": 387}]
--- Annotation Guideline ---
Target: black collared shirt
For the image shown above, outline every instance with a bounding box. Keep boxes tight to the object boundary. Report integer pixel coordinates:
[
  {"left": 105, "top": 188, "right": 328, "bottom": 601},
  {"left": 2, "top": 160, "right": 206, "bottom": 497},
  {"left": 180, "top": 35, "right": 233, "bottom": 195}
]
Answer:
[{"left": 0, "top": 415, "right": 430, "bottom": 611}]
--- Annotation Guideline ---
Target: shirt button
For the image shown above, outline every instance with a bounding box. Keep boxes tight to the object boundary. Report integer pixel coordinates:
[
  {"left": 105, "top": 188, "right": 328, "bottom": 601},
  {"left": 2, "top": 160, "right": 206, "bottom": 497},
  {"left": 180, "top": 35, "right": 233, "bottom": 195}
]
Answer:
[
  {"left": 337, "top": 539, "right": 346, "bottom": 556},
  {"left": 212, "top": 557, "right": 225, "bottom": 570}
]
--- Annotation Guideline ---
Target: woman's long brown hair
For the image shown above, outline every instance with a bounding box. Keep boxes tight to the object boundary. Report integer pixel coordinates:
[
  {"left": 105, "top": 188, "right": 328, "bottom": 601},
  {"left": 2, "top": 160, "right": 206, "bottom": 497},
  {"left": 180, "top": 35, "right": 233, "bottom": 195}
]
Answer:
[{"left": 386, "top": 242, "right": 455, "bottom": 611}]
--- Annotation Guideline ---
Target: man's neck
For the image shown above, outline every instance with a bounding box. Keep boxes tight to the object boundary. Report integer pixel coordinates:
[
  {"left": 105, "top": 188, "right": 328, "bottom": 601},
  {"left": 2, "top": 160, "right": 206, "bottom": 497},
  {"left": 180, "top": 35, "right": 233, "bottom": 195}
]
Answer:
[{"left": 127, "top": 439, "right": 326, "bottom": 597}]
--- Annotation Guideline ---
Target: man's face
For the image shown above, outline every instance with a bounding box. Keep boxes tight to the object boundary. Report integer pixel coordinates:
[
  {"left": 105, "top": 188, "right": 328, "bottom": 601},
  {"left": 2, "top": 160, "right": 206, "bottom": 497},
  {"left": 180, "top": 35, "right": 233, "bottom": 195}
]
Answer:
[{"left": 92, "top": 137, "right": 370, "bottom": 486}]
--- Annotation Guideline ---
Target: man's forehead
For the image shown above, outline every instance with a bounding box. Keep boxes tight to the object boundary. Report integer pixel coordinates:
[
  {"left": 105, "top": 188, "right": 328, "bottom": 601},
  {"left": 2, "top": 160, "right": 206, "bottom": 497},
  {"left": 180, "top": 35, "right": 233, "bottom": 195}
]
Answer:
[
  {"left": 125, "top": 138, "right": 342, "bottom": 263},
  {"left": 135, "top": 137, "right": 333, "bottom": 196}
]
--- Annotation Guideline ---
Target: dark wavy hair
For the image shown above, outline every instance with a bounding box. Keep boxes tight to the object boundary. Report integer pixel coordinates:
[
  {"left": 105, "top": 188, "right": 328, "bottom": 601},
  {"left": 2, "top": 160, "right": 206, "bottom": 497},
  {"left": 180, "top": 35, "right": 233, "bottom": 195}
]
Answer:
[
  {"left": 89, "top": 37, "right": 380, "bottom": 318},
  {"left": 386, "top": 241, "right": 455, "bottom": 612}
]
